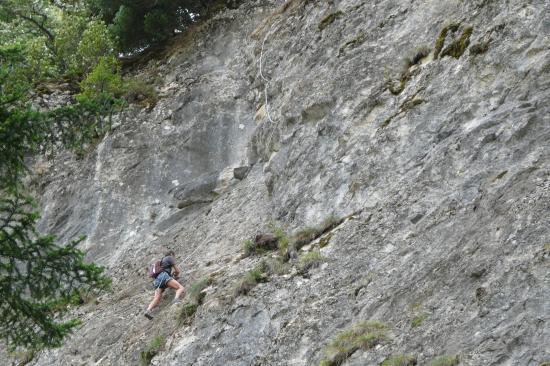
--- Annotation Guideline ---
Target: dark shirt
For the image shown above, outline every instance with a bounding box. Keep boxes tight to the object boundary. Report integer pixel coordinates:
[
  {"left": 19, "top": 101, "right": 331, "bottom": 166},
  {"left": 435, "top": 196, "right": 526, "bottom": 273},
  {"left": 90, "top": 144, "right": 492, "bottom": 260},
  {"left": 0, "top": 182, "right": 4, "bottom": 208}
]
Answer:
[{"left": 160, "top": 256, "right": 176, "bottom": 275}]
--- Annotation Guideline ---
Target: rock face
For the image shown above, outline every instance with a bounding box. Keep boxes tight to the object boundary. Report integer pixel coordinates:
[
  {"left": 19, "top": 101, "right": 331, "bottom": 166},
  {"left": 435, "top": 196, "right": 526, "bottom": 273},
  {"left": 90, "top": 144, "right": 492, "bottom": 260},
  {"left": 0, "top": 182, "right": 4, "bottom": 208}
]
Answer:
[{"left": 10, "top": 0, "right": 549, "bottom": 365}]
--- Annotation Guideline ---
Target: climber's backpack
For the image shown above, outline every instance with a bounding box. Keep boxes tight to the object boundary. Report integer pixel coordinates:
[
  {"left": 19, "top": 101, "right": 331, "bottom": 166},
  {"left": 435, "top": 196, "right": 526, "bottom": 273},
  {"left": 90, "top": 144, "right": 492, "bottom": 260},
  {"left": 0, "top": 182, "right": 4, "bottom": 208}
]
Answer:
[{"left": 147, "top": 258, "right": 164, "bottom": 278}]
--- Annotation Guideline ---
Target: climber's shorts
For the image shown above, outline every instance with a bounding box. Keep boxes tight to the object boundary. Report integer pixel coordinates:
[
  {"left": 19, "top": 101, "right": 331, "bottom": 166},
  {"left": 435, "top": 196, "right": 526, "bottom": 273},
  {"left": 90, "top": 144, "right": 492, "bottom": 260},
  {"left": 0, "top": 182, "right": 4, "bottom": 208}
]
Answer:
[{"left": 153, "top": 271, "right": 173, "bottom": 290}]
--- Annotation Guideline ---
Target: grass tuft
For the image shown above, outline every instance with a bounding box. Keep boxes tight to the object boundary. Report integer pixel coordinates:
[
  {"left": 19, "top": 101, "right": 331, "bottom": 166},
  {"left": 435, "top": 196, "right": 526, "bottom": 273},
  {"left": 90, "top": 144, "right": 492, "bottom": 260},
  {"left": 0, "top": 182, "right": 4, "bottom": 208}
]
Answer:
[
  {"left": 177, "top": 303, "right": 198, "bottom": 326},
  {"left": 298, "top": 251, "right": 327, "bottom": 272},
  {"left": 242, "top": 239, "right": 255, "bottom": 257},
  {"left": 140, "top": 335, "right": 164, "bottom": 366},
  {"left": 380, "top": 354, "right": 417, "bottom": 366},
  {"left": 293, "top": 215, "right": 343, "bottom": 251},
  {"left": 427, "top": 355, "right": 460, "bottom": 366},
  {"left": 234, "top": 266, "right": 267, "bottom": 297},
  {"left": 319, "top": 321, "right": 389, "bottom": 366},
  {"left": 270, "top": 224, "right": 290, "bottom": 257}
]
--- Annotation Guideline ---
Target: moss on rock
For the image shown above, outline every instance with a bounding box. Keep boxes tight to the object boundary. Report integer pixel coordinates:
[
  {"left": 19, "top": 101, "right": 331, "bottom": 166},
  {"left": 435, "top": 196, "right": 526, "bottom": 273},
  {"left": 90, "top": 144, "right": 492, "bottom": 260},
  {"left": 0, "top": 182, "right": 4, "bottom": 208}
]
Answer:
[{"left": 319, "top": 11, "right": 343, "bottom": 31}]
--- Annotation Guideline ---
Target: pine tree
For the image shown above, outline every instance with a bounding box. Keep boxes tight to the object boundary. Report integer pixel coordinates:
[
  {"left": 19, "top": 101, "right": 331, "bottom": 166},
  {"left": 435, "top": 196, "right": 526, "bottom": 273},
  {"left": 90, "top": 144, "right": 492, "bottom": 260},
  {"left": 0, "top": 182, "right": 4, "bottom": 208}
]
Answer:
[{"left": 0, "top": 42, "right": 112, "bottom": 351}]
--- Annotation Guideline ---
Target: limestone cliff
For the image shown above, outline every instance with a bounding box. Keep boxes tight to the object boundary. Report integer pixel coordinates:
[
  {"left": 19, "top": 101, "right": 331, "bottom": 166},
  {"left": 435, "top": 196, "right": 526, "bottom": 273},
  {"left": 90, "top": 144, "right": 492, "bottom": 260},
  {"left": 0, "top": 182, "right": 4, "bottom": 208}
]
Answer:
[{"left": 10, "top": 0, "right": 550, "bottom": 365}]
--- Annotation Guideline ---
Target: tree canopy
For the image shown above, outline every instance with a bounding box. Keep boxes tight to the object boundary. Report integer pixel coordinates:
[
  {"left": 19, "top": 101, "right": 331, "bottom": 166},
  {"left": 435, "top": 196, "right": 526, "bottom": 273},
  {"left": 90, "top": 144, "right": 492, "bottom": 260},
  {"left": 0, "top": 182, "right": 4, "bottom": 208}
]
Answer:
[{"left": 88, "top": 0, "right": 224, "bottom": 53}]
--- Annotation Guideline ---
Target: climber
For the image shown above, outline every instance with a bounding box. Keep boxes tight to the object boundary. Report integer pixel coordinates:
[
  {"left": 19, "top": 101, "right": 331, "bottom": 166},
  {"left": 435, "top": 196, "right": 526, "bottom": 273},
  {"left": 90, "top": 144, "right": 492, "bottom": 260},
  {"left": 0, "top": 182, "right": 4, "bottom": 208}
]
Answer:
[{"left": 144, "top": 250, "right": 185, "bottom": 320}]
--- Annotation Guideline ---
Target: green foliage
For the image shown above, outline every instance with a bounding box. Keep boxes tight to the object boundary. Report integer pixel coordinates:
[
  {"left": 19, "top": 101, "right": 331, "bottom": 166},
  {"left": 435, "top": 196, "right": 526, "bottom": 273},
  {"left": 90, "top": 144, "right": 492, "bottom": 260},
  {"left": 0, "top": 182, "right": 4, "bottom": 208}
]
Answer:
[
  {"left": 0, "top": 193, "right": 111, "bottom": 350},
  {"left": 269, "top": 223, "right": 290, "bottom": 257},
  {"left": 89, "top": 0, "right": 224, "bottom": 53},
  {"left": 75, "top": 20, "right": 115, "bottom": 74},
  {"left": 320, "top": 321, "right": 389, "bottom": 366},
  {"left": 242, "top": 239, "right": 255, "bottom": 257},
  {"left": 0, "top": 32, "right": 114, "bottom": 352},
  {"left": 427, "top": 355, "right": 460, "bottom": 366},
  {"left": 386, "top": 45, "right": 430, "bottom": 97},
  {"left": 0, "top": 0, "right": 115, "bottom": 80},
  {"left": 140, "top": 335, "right": 165, "bottom": 366},
  {"left": 380, "top": 354, "right": 417, "bottom": 366},
  {"left": 433, "top": 22, "right": 473, "bottom": 60},
  {"left": 242, "top": 232, "right": 280, "bottom": 258},
  {"left": 53, "top": 12, "right": 88, "bottom": 74},
  {"left": 22, "top": 37, "right": 57, "bottom": 82},
  {"left": 177, "top": 277, "right": 212, "bottom": 326},
  {"left": 78, "top": 56, "right": 123, "bottom": 99}
]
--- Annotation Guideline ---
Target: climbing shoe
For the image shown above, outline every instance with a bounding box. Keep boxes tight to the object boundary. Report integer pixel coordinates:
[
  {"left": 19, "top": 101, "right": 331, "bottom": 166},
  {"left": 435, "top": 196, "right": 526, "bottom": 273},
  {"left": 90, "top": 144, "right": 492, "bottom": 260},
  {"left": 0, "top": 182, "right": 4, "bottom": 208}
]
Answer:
[{"left": 144, "top": 311, "right": 154, "bottom": 320}]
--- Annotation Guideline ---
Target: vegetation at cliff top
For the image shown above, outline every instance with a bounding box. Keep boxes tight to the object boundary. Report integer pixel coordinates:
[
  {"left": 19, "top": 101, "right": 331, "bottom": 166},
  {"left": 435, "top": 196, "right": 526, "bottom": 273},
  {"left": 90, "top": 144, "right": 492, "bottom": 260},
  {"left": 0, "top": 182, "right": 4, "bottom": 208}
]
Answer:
[{"left": 89, "top": 0, "right": 236, "bottom": 53}]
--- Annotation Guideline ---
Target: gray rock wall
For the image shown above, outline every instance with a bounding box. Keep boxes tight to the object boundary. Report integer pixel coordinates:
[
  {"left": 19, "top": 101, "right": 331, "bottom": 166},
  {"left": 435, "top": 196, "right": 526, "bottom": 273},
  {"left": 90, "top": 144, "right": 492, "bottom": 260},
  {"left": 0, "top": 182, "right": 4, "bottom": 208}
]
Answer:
[{"left": 12, "top": 0, "right": 549, "bottom": 365}]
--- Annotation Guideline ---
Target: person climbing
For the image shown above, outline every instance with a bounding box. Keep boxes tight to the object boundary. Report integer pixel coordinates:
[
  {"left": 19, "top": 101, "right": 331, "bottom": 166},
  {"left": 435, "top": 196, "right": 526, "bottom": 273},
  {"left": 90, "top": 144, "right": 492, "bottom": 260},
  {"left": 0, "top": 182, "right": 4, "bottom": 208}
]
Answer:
[{"left": 144, "top": 250, "right": 185, "bottom": 320}]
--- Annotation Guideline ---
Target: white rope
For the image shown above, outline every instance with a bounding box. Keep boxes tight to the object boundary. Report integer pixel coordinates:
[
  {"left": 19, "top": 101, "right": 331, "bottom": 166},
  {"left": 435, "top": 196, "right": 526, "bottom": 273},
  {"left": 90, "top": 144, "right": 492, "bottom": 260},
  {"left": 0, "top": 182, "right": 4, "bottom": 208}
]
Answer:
[
  {"left": 179, "top": 243, "right": 203, "bottom": 268},
  {"left": 172, "top": 19, "right": 284, "bottom": 278},
  {"left": 258, "top": 19, "right": 283, "bottom": 148},
  {"left": 259, "top": 19, "right": 281, "bottom": 124}
]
